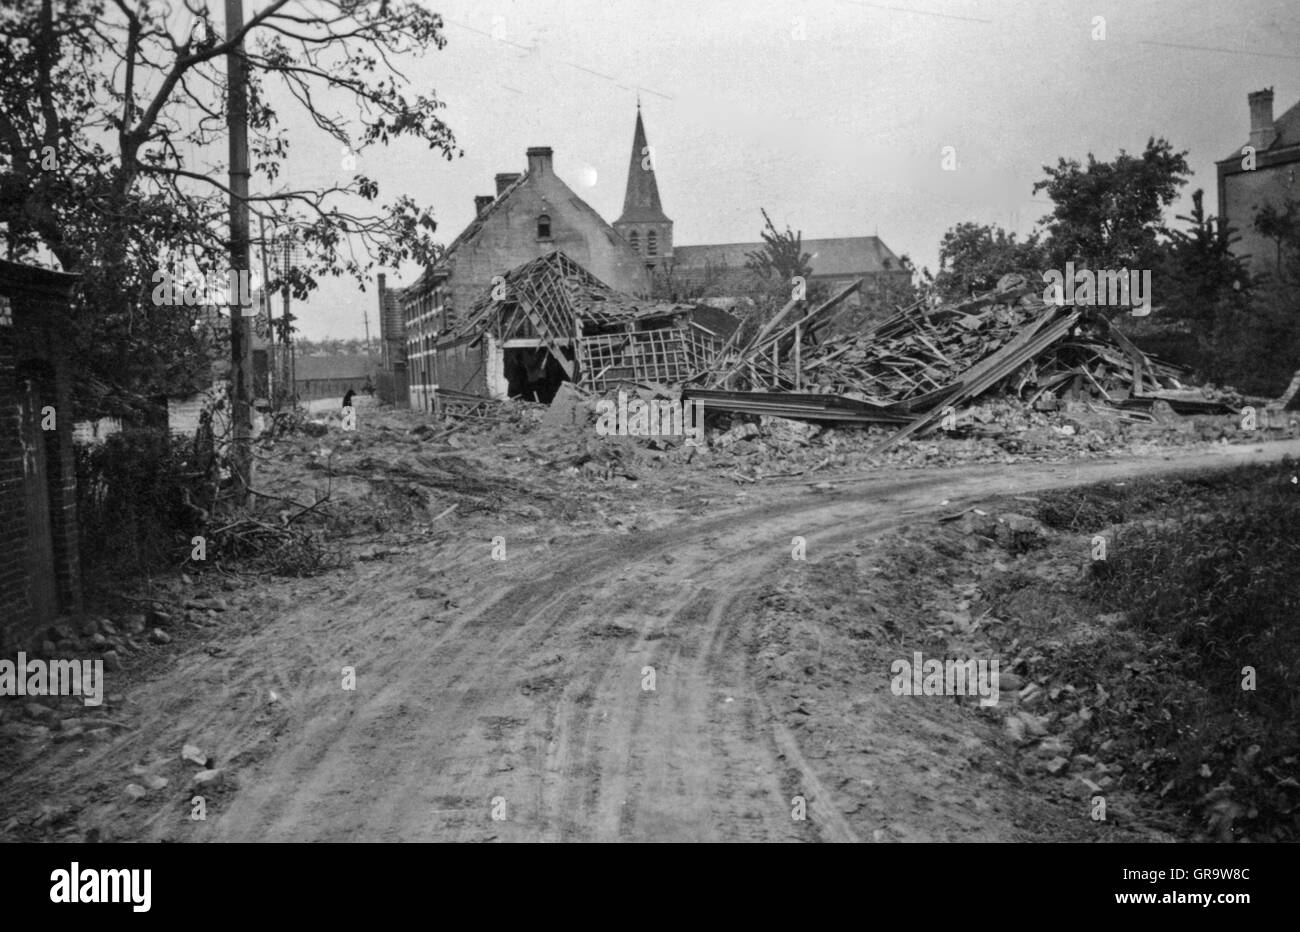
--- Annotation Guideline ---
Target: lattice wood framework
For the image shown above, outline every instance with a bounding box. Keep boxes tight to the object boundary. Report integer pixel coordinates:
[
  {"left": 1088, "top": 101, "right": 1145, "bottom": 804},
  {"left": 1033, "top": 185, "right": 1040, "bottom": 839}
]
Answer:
[
  {"left": 579, "top": 321, "right": 728, "bottom": 393},
  {"left": 439, "top": 251, "right": 738, "bottom": 393}
]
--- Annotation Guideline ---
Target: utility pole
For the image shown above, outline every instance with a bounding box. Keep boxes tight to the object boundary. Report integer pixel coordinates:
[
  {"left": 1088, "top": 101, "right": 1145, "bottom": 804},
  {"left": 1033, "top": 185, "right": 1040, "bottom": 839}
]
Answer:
[
  {"left": 281, "top": 238, "right": 294, "bottom": 403},
  {"left": 225, "top": 0, "right": 253, "bottom": 503},
  {"left": 258, "top": 214, "right": 275, "bottom": 403}
]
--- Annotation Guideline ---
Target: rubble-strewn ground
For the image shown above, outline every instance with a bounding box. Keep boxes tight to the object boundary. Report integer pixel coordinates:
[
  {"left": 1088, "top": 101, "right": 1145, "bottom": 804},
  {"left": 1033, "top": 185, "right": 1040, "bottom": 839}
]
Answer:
[{"left": 2, "top": 396, "right": 1298, "bottom": 842}]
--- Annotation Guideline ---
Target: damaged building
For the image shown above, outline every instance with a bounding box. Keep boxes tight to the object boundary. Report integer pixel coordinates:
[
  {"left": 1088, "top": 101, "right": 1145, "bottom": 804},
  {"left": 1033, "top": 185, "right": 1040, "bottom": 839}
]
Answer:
[
  {"left": 399, "top": 146, "right": 652, "bottom": 411},
  {"left": 427, "top": 250, "right": 739, "bottom": 405}
]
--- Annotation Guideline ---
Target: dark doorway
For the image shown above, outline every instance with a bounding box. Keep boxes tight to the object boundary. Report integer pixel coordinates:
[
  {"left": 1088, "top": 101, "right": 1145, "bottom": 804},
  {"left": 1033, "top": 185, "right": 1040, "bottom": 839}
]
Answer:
[
  {"left": 17, "top": 365, "right": 57, "bottom": 624},
  {"left": 503, "top": 346, "right": 567, "bottom": 403}
]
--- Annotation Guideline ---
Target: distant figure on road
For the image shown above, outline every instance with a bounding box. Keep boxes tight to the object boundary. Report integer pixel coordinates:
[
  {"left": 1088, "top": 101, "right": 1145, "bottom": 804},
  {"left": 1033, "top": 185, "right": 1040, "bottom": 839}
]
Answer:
[
  {"left": 362, "top": 375, "right": 374, "bottom": 395},
  {"left": 342, "top": 388, "right": 355, "bottom": 410}
]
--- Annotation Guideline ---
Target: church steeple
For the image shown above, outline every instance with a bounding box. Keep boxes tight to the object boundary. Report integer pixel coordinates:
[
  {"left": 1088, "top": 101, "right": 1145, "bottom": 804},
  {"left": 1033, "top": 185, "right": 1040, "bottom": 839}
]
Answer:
[
  {"left": 618, "top": 103, "right": 670, "bottom": 224},
  {"left": 614, "top": 103, "right": 672, "bottom": 267}
]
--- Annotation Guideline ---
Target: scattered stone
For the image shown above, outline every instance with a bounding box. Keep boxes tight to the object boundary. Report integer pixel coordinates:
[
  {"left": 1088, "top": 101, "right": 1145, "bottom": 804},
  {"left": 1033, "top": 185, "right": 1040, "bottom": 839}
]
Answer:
[
  {"left": 191, "top": 768, "right": 224, "bottom": 789},
  {"left": 1016, "top": 710, "right": 1051, "bottom": 737},
  {"left": 995, "top": 512, "right": 1050, "bottom": 550},
  {"left": 125, "top": 784, "right": 147, "bottom": 801},
  {"left": 102, "top": 651, "right": 122, "bottom": 672},
  {"left": 1070, "top": 754, "right": 1098, "bottom": 772},
  {"left": 149, "top": 628, "right": 172, "bottom": 645},
  {"left": 25, "top": 703, "right": 56, "bottom": 723},
  {"left": 182, "top": 744, "right": 207, "bottom": 766},
  {"left": 1074, "top": 775, "right": 1104, "bottom": 797},
  {"left": 148, "top": 610, "right": 174, "bottom": 628},
  {"left": 1035, "top": 735, "right": 1073, "bottom": 759},
  {"left": 1044, "top": 756, "right": 1070, "bottom": 775},
  {"left": 89, "top": 633, "right": 109, "bottom": 649},
  {"left": 1004, "top": 715, "right": 1026, "bottom": 743},
  {"left": 98, "top": 618, "right": 119, "bottom": 636},
  {"left": 144, "top": 774, "right": 168, "bottom": 791}
]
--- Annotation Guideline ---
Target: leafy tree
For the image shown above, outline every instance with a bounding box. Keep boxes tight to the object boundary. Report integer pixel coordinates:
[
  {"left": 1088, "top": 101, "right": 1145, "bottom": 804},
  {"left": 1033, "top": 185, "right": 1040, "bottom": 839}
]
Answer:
[
  {"left": 746, "top": 207, "right": 813, "bottom": 287},
  {"left": 0, "top": 0, "right": 459, "bottom": 414},
  {"left": 1157, "top": 189, "right": 1252, "bottom": 328},
  {"left": 1253, "top": 198, "right": 1300, "bottom": 282},
  {"left": 1033, "top": 137, "right": 1190, "bottom": 271},
  {"left": 933, "top": 222, "right": 1044, "bottom": 299}
]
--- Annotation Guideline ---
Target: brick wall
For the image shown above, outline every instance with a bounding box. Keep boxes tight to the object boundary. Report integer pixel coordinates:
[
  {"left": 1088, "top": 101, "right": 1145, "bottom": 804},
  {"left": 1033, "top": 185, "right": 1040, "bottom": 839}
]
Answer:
[{"left": 0, "top": 261, "right": 82, "bottom": 651}]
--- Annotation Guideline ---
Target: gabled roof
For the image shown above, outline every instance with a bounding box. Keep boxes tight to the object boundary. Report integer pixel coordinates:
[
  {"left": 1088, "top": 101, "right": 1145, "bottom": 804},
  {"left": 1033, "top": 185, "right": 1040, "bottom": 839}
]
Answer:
[
  {"left": 444, "top": 250, "right": 732, "bottom": 345},
  {"left": 432, "top": 171, "right": 531, "bottom": 276},
  {"left": 674, "top": 236, "right": 905, "bottom": 276},
  {"left": 1220, "top": 96, "right": 1300, "bottom": 163},
  {"left": 405, "top": 164, "right": 632, "bottom": 303},
  {"left": 616, "top": 106, "right": 670, "bottom": 225}
]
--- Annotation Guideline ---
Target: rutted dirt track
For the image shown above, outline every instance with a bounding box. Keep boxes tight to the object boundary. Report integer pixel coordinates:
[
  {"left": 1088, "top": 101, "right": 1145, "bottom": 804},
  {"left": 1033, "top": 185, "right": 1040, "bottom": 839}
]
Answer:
[{"left": 8, "top": 441, "right": 1300, "bottom": 842}]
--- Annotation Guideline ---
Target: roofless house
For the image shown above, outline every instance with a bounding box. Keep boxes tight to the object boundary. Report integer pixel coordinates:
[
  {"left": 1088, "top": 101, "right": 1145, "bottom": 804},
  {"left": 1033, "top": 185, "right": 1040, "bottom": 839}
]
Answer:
[{"left": 430, "top": 251, "right": 739, "bottom": 404}]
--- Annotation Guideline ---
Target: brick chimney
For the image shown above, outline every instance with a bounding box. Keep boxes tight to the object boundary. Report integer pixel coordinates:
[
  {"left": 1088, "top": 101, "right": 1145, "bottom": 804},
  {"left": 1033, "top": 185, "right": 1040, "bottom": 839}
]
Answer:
[
  {"left": 376, "top": 273, "right": 388, "bottom": 343},
  {"left": 526, "top": 146, "right": 553, "bottom": 176},
  {"left": 1249, "top": 88, "right": 1276, "bottom": 150},
  {"left": 474, "top": 195, "right": 495, "bottom": 216},
  {"left": 495, "top": 172, "right": 521, "bottom": 196}
]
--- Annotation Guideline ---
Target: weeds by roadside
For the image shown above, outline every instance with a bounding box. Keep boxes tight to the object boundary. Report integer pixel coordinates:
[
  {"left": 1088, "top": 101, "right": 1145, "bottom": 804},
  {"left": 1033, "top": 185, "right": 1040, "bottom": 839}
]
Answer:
[{"left": 1032, "top": 458, "right": 1300, "bottom": 841}]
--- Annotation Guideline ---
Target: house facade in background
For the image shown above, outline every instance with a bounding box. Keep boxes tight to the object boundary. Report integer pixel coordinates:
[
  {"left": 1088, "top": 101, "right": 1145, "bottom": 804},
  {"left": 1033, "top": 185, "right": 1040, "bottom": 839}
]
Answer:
[
  {"left": 293, "top": 354, "right": 374, "bottom": 402},
  {"left": 399, "top": 146, "right": 650, "bottom": 411},
  {"left": 0, "top": 260, "right": 83, "bottom": 650},
  {"left": 1217, "top": 87, "right": 1300, "bottom": 277},
  {"left": 375, "top": 273, "right": 407, "bottom": 405}
]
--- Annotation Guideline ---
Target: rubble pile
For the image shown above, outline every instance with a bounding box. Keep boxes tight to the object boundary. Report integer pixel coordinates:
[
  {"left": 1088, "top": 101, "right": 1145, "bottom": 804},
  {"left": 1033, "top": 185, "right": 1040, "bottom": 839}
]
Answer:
[{"left": 686, "top": 273, "right": 1240, "bottom": 452}]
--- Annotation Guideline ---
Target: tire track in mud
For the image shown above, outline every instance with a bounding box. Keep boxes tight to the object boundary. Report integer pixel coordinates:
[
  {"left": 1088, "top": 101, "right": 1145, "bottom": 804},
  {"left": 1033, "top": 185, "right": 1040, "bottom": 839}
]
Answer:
[
  {"left": 9, "top": 441, "right": 1296, "bottom": 842},
  {"left": 209, "top": 475, "right": 951, "bottom": 841}
]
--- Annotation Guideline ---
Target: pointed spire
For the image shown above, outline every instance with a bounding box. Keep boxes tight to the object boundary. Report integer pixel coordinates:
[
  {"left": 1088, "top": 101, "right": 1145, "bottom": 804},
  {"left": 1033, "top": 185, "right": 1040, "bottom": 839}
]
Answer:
[{"left": 616, "top": 105, "right": 669, "bottom": 225}]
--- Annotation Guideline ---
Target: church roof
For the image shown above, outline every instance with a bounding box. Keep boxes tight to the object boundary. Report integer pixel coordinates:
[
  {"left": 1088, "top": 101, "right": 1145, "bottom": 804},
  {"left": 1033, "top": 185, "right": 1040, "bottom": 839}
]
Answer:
[
  {"left": 674, "top": 236, "right": 905, "bottom": 277},
  {"left": 616, "top": 107, "right": 670, "bottom": 225}
]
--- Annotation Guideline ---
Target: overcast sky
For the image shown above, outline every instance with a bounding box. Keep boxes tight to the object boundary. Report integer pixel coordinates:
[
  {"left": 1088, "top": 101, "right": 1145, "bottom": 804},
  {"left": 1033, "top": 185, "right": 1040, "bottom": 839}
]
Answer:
[{"left": 270, "top": 0, "right": 1300, "bottom": 340}]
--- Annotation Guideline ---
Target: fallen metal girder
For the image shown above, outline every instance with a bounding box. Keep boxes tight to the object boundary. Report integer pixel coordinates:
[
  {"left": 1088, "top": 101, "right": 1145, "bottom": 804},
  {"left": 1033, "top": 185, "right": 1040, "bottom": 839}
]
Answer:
[{"left": 683, "top": 388, "right": 912, "bottom": 424}]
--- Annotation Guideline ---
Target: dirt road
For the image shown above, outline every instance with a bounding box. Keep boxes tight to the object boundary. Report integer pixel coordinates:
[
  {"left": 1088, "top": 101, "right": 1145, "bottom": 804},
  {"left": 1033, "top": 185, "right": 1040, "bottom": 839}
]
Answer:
[{"left": 7, "top": 439, "right": 1299, "bottom": 842}]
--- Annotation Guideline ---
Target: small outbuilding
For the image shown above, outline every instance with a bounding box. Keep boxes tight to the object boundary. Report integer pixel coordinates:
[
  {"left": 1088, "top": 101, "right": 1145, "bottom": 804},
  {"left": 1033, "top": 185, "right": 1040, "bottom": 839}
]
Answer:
[{"left": 0, "top": 259, "right": 83, "bottom": 649}]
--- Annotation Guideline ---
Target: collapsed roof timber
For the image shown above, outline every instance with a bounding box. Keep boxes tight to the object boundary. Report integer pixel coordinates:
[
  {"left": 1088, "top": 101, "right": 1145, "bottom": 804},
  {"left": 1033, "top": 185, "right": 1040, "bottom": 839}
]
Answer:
[
  {"left": 424, "top": 253, "right": 1248, "bottom": 446},
  {"left": 425, "top": 251, "right": 740, "bottom": 403}
]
